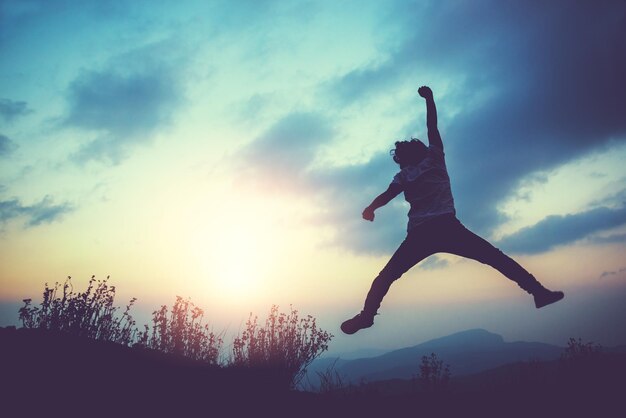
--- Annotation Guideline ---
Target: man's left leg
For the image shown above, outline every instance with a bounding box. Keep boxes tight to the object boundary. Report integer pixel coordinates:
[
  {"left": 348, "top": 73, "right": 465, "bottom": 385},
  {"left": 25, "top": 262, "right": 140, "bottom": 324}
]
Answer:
[{"left": 441, "top": 218, "right": 564, "bottom": 308}]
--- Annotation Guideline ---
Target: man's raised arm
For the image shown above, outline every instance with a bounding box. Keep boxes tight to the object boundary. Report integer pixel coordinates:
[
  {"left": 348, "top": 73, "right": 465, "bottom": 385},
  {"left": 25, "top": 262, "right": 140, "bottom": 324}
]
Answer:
[{"left": 418, "top": 86, "right": 443, "bottom": 150}]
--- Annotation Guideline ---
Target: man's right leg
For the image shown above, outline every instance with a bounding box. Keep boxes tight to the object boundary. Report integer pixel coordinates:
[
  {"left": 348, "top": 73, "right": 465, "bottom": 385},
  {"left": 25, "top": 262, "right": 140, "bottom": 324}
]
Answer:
[
  {"left": 341, "top": 233, "right": 434, "bottom": 334},
  {"left": 363, "top": 236, "right": 433, "bottom": 315}
]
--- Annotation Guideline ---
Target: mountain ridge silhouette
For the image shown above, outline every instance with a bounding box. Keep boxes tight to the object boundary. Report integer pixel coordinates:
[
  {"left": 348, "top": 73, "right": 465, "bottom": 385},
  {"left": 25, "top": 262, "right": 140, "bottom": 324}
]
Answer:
[{"left": 309, "top": 328, "right": 564, "bottom": 385}]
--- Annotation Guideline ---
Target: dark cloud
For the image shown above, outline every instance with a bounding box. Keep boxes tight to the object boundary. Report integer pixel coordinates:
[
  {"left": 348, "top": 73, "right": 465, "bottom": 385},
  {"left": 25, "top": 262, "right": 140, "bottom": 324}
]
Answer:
[
  {"left": 496, "top": 205, "right": 626, "bottom": 254},
  {"left": 0, "top": 134, "right": 17, "bottom": 156},
  {"left": 0, "top": 196, "right": 73, "bottom": 228},
  {"left": 328, "top": 0, "right": 626, "bottom": 234},
  {"left": 0, "top": 98, "right": 31, "bottom": 122},
  {"left": 65, "top": 66, "right": 181, "bottom": 164}
]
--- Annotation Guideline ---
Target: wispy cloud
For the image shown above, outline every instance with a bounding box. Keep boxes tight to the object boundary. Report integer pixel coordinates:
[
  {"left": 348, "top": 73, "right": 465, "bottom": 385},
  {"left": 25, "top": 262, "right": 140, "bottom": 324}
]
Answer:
[
  {"left": 418, "top": 255, "right": 450, "bottom": 270},
  {"left": 65, "top": 66, "right": 181, "bottom": 164},
  {"left": 591, "top": 233, "right": 626, "bottom": 245},
  {"left": 599, "top": 267, "right": 626, "bottom": 279},
  {"left": 0, "top": 98, "right": 31, "bottom": 122},
  {"left": 0, "top": 134, "right": 17, "bottom": 156},
  {"left": 497, "top": 205, "right": 626, "bottom": 254},
  {"left": 0, "top": 196, "right": 73, "bottom": 228},
  {"left": 239, "top": 111, "right": 335, "bottom": 191},
  {"left": 62, "top": 39, "right": 187, "bottom": 165},
  {"left": 246, "top": 112, "right": 333, "bottom": 171}
]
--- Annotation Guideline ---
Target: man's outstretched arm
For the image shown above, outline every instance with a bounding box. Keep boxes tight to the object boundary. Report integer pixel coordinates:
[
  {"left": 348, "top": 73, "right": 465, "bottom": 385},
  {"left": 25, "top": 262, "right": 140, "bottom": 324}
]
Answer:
[
  {"left": 362, "top": 183, "right": 403, "bottom": 221},
  {"left": 418, "top": 86, "right": 443, "bottom": 150}
]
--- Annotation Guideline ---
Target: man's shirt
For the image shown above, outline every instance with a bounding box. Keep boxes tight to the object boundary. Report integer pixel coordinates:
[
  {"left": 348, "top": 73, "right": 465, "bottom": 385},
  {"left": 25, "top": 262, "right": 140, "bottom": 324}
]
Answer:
[{"left": 391, "top": 145, "right": 456, "bottom": 231}]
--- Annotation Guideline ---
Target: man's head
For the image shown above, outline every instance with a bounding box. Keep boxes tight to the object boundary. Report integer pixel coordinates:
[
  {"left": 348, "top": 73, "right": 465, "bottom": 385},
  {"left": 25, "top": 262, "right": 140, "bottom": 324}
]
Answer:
[{"left": 390, "top": 138, "right": 427, "bottom": 167}]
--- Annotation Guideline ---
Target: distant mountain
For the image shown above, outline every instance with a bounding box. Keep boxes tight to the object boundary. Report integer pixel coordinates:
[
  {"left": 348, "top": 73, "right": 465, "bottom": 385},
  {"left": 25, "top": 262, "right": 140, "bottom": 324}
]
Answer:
[
  {"left": 308, "top": 329, "right": 564, "bottom": 386},
  {"left": 336, "top": 347, "right": 391, "bottom": 360}
]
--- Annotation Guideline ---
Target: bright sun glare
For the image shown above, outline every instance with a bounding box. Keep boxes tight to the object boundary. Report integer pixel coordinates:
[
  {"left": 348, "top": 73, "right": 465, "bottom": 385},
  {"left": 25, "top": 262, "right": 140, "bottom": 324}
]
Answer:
[{"left": 189, "top": 196, "right": 285, "bottom": 301}]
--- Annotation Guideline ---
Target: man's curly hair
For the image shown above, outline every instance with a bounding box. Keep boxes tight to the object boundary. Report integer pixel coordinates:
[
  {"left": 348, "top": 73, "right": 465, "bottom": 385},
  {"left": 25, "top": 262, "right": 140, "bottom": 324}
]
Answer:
[{"left": 390, "top": 138, "right": 427, "bottom": 167}]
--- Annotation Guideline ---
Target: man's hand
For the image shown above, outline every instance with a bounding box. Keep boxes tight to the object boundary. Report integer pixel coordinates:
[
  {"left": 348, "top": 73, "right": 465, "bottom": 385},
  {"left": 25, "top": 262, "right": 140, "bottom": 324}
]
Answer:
[
  {"left": 418, "top": 85, "right": 433, "bottom": 99},
  {"left": 362, "top": 206, "right": 375, "bottom": 222}
]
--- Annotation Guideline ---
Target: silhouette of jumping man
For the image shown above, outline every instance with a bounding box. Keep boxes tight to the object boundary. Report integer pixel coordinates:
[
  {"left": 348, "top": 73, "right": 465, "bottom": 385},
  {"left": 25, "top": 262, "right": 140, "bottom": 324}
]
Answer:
[{"left": 341, "top": 86, "right": 564, "bottom": 335}]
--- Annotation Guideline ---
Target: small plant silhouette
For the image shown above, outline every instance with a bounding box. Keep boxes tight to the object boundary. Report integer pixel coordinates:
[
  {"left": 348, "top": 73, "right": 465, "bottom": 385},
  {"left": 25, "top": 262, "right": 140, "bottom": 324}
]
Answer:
[
  {"left": 418, "top": 352, "right": 451, "bottom": 391},
  {"left": 231, "top": 305, "right": 333, "bottom": 388},
  {"left": 136, "top": 296, "right": 223, "bottom": 365},
  {"left": 315, "top": 358, "right": 346, "bottom": 394},
  {"left": 561, "top": 337, "right": 603, "bottom": 362},
  {"left": 559, "top": 337, "right": 604, "bottom": 380}
]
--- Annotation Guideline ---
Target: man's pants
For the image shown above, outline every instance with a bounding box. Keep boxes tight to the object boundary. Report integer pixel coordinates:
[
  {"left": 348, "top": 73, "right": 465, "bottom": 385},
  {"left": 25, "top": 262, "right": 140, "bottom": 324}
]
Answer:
[{"left": 363, "top": 214, "right": 544, "bottom": 315}]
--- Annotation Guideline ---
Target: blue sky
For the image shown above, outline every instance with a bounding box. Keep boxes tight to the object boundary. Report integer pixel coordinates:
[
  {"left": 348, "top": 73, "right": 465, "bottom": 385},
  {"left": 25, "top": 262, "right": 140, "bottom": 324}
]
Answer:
[{"left": 1, "top": 0, "right": 625, "bottom": 353}]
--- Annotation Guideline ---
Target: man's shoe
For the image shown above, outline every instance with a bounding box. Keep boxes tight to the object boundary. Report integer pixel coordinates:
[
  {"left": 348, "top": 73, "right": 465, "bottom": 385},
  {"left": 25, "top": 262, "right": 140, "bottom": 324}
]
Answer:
[
  {"left": 341, "top": 311, "right": 375, "bottom": 335},
  {"left": 534, "top": 289, "right": 564, "bottom": 308}
]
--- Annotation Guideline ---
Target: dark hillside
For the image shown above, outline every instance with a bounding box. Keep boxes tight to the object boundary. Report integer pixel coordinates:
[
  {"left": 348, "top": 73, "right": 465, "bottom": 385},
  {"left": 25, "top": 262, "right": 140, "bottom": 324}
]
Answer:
[
  {"left": 0, "top": 327, "right": 309, "bottom": 416},
  {"left": 2, "top": 327, "right": 623, "bottom": 417}
]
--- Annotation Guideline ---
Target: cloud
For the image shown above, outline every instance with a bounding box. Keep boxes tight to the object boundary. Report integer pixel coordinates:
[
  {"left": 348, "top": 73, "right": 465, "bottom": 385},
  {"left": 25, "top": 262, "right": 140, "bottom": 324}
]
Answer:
[
  {"left": 327, "top": 0, "right": 626, "bottom": 234},
  {"left": 590, "top": 187, "right": 626, "bottom": 208},
  {"left": 599, "top": 267, "right": 626, "bottom": 279},
  {"left": 418, "top": 255, "right": 450, "bottom": 270},
  {"left": 328, "top": 62, "right": 401, "bottom": 106},
  {"left": 0, "top": 134, "right": 17, "bottom": 156},
  {"left": 0, "top": 98, "right": 31, "bottom": 122},
  {"left": 591, "top": 233, "right": 626, "bottom": 245},
  {"left": 0, "top": 196, "right": 73, "bottom": 228},
  {"left": 64, "top": 51, "right": 183, "bottom": 164},
  {"left": 240, "top": 112, "right": 335, "bottom": 190},
  {"left": 497, "top": 205, "right": 626, "bottom": 254}
]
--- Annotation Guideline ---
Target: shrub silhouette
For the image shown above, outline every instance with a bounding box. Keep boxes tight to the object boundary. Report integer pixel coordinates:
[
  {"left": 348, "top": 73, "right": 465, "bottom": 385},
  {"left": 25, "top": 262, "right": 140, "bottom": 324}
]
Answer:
[
  {"left": 136, "top": 296, "right": 223, "bottom": 365},
  {"left": 561, "top": 337, "right": 603, "bottom": 362},
  {"left": 231, "top": 305, "right": 333, "bottom": 389},
  {"left": 559, "top": 337, "right": 605, "bottom": 383},
  {"left": 18, "top": 277, "right": 222, "bottom": 364},
  {"left": 418, "top": 352, "right": 451, "bottom": 391},
  {"left": 17, "top": 277, "right": 331, "bottom": 383},
  {"left": 19, "top": 276, "right": 137, "bottom": 345}
]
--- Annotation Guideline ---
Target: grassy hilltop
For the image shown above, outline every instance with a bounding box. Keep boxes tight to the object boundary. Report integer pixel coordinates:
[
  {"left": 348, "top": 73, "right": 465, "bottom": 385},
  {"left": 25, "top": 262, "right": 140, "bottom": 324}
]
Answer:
[{"left": 1, "top": 277, "right": 624, "bottom": 417}]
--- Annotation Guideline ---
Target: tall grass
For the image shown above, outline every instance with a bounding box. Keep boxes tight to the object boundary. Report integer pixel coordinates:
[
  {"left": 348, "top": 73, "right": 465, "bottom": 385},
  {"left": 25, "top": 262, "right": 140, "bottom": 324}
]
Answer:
[
  {"left": 136, "top": 296, "right": 223, "bottom": 365},
  {"left": 19, "top": 276, "right": 137, "bottom": 345},
  {"left": 417, "top": 352, "right": 451, "bottom": 391},
  {"left": 18, "top": 277, "right": 332, "bottom": 384},
  {"left": 231, "top": 305, "right": 333, "bottom": 388},
  {"left": 561, "top": 337, "right": 603, "bottom": 361}
]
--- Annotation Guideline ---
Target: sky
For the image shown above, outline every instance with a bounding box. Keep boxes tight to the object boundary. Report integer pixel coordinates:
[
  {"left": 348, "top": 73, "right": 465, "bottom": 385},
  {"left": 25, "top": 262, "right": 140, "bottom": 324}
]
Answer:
[{"left": 1, "top": 0, "right": 625, "bottom": 355}]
